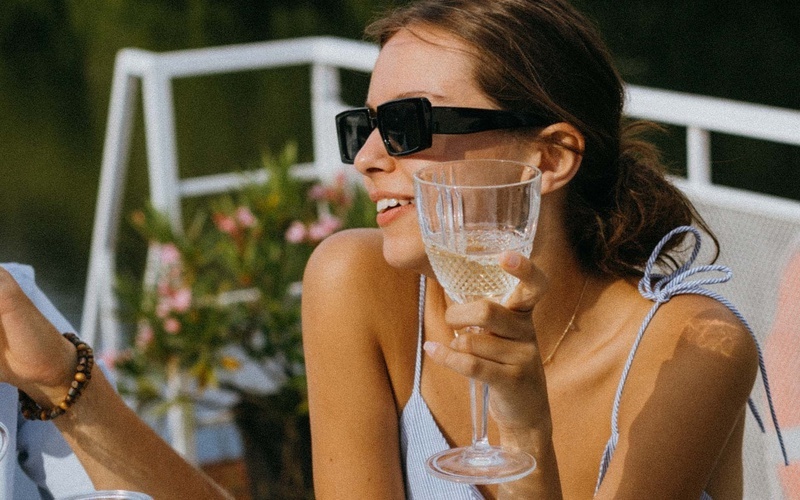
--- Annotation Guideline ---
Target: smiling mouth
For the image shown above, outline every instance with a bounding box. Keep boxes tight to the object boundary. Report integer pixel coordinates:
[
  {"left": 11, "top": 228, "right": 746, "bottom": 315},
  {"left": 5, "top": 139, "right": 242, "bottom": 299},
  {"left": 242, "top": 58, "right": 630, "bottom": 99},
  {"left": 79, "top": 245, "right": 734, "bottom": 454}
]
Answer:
[{"left": 376, "top": 198, "right": 413, "bottom": 214}]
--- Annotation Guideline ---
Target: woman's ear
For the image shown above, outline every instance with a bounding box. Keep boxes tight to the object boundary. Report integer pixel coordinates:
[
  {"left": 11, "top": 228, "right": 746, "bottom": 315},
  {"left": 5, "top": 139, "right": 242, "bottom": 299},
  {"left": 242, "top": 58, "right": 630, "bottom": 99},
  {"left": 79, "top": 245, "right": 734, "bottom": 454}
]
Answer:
[{"left": 524, "top": 122, "right": 585, "bottom": 194}]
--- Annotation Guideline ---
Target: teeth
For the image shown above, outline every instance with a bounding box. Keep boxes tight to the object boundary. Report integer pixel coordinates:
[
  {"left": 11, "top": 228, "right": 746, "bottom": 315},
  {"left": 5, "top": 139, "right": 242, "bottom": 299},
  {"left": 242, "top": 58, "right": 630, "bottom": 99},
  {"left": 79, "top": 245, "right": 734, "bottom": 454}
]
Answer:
[{"left": 376, "top": 198, "right": 412, "bottom": 213}]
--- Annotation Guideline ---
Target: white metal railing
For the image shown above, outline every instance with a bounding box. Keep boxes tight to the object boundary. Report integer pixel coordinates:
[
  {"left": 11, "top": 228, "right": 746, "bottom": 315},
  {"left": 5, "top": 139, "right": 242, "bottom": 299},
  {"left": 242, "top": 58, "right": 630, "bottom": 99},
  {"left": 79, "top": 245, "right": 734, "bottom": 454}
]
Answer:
[
  {"left": 82, "top": 37, "right": 379, "bottom": 358},
  {"left": 81, "top": 37, "right": 378, "bottom": 462},
  {"left": 81, "top": 36, "right": 800, "bottom": 464},
  {"left": 624, "top": 86, "right": 800, "bottom": 185}
]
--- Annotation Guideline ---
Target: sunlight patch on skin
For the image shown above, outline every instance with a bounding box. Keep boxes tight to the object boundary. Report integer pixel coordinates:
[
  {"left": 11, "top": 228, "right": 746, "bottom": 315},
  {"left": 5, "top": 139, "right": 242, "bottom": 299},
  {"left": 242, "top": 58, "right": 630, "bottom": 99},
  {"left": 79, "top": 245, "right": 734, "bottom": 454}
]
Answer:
[{"left": 679, "top": 309, "right": 742, "bottom": 359}]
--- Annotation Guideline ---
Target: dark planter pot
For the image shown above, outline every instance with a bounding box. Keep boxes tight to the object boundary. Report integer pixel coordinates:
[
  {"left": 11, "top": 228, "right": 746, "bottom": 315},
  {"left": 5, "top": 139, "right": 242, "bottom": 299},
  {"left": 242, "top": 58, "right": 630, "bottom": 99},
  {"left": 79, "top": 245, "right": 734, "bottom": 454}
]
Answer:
[{"left": 232, "top": 388, "right": 314, "bottom": 500}]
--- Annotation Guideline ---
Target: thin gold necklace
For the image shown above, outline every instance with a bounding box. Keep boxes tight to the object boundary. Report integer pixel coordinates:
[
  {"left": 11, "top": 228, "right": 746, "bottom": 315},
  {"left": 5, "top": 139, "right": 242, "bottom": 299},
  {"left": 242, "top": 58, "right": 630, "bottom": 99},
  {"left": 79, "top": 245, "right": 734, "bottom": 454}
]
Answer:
[{"left": 542, "top": 276, "right": 589, "bottom": 365}]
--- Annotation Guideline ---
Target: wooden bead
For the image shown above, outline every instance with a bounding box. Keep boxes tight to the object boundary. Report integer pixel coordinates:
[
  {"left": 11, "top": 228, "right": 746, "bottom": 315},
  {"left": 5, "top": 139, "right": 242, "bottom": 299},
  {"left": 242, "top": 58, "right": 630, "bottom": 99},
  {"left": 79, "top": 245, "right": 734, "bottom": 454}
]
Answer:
[{"left": 18, "top": 332, "right": 93, "bottom": 421}]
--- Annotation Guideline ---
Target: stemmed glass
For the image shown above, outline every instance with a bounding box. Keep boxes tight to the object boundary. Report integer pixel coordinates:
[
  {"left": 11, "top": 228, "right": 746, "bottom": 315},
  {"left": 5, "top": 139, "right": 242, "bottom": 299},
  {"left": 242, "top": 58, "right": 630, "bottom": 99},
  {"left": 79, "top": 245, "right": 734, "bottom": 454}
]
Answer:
[{"left": 413, "top": 158, "right": 541, "bottom": 484}]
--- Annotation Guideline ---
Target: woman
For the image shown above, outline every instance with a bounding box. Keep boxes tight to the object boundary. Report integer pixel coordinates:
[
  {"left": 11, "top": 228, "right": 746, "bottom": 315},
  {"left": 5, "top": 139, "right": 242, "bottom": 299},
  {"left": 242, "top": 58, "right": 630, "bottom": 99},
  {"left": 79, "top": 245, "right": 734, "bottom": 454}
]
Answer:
[{"left": 302, "top": 0, "right": 760, "bottom": 498}]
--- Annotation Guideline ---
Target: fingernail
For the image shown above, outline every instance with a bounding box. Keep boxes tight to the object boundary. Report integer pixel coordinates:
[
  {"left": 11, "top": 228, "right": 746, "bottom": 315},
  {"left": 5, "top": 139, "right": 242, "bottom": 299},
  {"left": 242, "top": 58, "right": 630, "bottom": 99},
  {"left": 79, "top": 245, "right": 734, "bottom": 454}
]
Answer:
[
  {"left": 503, "top": 252, "right": 521, "bottom": 269},
  {"left": 423, "top": 341, "right": 440, "bottom": 355}
]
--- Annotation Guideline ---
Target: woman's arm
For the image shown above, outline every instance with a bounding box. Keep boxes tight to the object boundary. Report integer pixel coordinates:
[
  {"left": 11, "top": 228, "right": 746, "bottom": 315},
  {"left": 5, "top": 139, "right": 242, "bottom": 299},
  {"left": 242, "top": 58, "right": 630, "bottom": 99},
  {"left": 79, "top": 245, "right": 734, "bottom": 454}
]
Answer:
[
  {"left": 56, "top": 369, "right": 230, "bottom": 498},
  {"left": 0, "top": 266, "right": 231, "bottom": 499},
  {"left": 302, "top": 229, "right": 408, "bottom": 499},
  {"left": 593, "top": 294, "right": 758, "bottom": 499}
]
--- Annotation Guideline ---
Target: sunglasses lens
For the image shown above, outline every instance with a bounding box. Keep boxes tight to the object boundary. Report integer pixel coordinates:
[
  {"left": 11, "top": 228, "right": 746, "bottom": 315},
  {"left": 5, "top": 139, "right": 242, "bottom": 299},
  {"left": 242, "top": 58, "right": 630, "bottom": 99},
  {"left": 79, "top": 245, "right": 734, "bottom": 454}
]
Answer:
[
  {"left": 336, "top": 98, "right": 433, "bottom": 163},
  {"left": 336, "top": 110, "right": 373, "bottom": 163},
  {"left": 380, "top": 100, "right": 423, "bottom": 155}
]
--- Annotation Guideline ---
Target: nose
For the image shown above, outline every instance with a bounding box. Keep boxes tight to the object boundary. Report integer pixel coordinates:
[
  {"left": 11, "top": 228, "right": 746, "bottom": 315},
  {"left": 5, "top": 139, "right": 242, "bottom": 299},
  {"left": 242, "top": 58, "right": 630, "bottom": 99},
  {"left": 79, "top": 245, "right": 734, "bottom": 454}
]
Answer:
[{"left": 353, "top": 128, "right": 395, "bottom": 176}]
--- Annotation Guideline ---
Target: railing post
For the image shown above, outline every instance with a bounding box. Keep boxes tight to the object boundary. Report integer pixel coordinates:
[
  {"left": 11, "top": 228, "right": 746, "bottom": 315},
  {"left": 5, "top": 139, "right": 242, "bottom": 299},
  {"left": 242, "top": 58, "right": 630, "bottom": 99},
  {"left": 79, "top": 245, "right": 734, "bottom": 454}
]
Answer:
[
  {"left": 81, "top": 51, "right": 141, "bottom": 350},
  {"left": 686, "top": 127, "right": 712, "bottom": 186},
  {"left": 311, "top": 62, "right": 344, "bottom": 183},
  {"left": 140, "top": 61, "right": 197, "bottom": 463},
  {"left": 141, "top": 64, "right": 182, "bottom": 229}
]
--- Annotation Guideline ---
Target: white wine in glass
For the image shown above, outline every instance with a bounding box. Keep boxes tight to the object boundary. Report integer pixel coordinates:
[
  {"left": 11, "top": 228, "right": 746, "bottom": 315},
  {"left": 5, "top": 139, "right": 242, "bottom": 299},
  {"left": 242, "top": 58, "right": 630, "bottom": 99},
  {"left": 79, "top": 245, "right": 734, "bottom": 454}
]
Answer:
[{"left": 414, "top": 158, "right": 541, "bottom": 484}]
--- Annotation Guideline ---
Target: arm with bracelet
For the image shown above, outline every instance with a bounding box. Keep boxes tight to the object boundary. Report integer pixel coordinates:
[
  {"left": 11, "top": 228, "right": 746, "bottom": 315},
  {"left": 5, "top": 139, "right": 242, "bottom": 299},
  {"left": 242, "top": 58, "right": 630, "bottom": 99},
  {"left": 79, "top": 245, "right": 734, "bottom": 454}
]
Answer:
[
  {"left": 0, "top": 263, "right": 94, "bottom": 498},
  {"left": 0, "top": 264, "right": 231, "bottom": 499}
]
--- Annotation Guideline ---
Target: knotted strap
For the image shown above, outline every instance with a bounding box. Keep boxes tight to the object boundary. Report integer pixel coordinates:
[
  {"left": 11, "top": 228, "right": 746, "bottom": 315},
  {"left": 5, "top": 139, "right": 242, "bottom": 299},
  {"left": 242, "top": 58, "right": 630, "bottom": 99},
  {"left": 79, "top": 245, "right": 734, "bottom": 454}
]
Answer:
[{"left": 595, "top": 226, "right": 789, "bottom": 494}]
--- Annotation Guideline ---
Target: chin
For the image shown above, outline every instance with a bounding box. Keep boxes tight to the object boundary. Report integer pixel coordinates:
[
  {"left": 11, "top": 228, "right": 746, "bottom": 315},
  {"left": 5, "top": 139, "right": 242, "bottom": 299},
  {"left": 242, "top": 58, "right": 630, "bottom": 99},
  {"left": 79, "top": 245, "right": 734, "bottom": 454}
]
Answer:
[{"left": 381, "top": 234, "right": 428, "bottom": 271}]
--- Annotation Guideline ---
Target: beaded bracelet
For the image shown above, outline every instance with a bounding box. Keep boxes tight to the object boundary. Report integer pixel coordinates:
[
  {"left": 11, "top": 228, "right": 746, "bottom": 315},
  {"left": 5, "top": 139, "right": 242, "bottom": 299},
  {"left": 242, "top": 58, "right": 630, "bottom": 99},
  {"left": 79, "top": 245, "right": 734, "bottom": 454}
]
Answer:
[{"left": 18, "top": 332, "right": 94, "bottom": 421}]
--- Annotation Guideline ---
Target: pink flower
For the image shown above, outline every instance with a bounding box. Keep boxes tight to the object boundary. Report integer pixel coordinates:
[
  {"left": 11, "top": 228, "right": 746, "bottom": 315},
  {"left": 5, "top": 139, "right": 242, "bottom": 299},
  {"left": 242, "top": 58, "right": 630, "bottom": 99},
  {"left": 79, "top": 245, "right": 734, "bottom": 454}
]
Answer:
[
  {"left": 213, "top": 213, "right": 238, "bottom": 235},
  {"left": 285, "top": 220, "right": 307, "bottom": 243},
  {"left": 101, "top": 349, "right": 131, "bottom": 368},
  {"left": 160, "top": 244, "right": 181, "bottom": 266},
  {"left": 156, "top": 298, "right": 171, "bottom": 319},
  {"left": 334, "top": 171, "right": 347, "bottom": 186},
  {"left": 308, "top": 214, "right": 342, "bottom": 242},
  {"left": 136, "top": 324, "right": 155, "bottom": 348},
  {"left": 163, "top": 317, "right": 181, "bottom": 335},
  {"left": 236, "top": 206, "right": 257, "bottom": 228},
  {"left": 308, "top": 184, "right": 328, "bottom": 201},
  {"left": 157, "top": 281, "right": 172, "bottom": 297},
  {"left": 171, "top": 287, "right": 192, "bottom": 312}
]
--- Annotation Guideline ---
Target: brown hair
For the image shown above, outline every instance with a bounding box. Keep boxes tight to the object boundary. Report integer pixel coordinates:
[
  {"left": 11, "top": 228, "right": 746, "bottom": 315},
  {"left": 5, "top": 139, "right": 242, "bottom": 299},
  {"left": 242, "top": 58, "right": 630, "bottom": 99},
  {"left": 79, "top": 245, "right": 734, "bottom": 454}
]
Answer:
[{"left": 366, "top": 0, "right": 716, "bottom": 277}]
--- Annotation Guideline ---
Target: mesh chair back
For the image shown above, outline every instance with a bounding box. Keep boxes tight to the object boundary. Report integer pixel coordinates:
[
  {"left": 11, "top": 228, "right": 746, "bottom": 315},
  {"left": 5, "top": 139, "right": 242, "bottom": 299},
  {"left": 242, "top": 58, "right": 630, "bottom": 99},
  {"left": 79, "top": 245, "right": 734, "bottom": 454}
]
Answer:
[{"left": 677, "top": 180, "right": 800, "bottom": 499}]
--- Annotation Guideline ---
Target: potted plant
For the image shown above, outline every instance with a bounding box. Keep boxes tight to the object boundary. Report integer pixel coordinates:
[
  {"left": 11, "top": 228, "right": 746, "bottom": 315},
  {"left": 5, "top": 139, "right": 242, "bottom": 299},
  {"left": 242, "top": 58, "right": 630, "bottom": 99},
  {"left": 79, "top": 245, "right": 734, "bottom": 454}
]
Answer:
[{"left": 114, "top": 143, "right": 372, "bottom": 499}]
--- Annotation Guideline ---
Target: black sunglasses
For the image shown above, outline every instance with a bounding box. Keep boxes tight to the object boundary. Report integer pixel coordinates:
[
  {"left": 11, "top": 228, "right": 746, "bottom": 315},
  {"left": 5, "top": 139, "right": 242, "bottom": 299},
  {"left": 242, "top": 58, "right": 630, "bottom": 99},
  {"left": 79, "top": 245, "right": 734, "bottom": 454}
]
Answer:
[{"left": 335, "top": 97, "right": 554, "bottom": 164}]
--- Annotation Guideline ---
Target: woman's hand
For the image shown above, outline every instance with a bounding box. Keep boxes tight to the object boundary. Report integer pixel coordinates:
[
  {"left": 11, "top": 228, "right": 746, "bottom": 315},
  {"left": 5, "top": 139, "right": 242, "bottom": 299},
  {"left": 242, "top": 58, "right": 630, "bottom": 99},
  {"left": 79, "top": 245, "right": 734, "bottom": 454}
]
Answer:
[
  {"left": 423, "top": 251, "right": 551, "bottom": 432},
  {"left": 0, "top": 267, "right": 75, "bottom": 403}
]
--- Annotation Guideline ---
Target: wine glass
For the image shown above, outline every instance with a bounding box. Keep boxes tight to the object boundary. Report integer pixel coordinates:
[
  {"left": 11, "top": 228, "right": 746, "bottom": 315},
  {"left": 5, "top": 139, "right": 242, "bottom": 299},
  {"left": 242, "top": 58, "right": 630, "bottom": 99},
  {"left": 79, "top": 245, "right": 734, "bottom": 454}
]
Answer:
[{"left": 413, "top": 158, "right": 541, "bottom": 484}]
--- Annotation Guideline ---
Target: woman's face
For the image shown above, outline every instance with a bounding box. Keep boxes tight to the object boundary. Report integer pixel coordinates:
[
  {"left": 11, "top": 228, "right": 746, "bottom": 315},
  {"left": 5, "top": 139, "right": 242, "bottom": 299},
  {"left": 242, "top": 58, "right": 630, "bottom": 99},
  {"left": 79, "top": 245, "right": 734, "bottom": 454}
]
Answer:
[{"left": 355, "top": 26, "right": 537, "bottom": 272}]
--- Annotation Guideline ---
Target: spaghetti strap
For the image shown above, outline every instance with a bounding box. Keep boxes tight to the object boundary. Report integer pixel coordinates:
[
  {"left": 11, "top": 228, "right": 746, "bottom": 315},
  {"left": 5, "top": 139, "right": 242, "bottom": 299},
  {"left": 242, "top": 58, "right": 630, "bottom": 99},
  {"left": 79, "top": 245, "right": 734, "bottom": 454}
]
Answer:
[
  {"left": 595, "top": 226, "right": 789, "bottom": 495},
  {"left": 413, "top": 275, "right": 427, "bottom": 391}
]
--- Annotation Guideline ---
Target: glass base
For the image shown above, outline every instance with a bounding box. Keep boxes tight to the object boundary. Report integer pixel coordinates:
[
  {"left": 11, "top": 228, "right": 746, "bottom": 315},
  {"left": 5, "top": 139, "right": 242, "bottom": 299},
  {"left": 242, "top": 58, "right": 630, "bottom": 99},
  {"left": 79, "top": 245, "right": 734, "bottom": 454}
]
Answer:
[{"left": 426, "top": 445, "right": 536, "bottom": 485}]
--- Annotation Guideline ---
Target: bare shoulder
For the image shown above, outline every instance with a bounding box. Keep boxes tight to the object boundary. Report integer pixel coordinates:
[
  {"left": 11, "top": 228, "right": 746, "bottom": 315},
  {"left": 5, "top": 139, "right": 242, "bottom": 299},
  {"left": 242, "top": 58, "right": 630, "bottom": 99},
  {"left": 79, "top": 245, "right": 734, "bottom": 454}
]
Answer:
[
  {"left": 304, "top": 228, "right": 391, "bottom": 286},
  {"left": 302, "top": 227, "right": 420, "bottom": 342},
  {"left": 301, "top": 232, "right": 415, "bottom": 498},
  {"left": 593, "top": 288, "right": 760, "bottom": 497},
  {"left": 303, "top": 228, "right": 417, "bottom": 306},
  {"left": 616, "top": 290, "right": 760, "bottom": 432},
  {"left": 649, "top": 293, "right": 758, "bottom": 380}
]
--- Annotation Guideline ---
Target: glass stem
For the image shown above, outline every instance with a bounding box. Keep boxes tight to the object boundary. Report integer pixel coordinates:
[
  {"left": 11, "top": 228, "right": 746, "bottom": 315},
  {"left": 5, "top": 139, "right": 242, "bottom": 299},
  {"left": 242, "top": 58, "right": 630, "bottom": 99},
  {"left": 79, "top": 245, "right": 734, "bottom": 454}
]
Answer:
[{"left": 470, "top": 377, "right": 491, "bottom": 452}]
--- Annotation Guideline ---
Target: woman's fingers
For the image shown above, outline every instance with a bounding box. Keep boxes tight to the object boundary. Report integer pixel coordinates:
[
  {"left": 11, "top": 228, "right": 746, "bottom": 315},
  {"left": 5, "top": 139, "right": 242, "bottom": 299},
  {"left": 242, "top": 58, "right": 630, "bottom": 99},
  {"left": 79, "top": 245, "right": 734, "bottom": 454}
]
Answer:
[
  {"left": 445, "top": 300, "right": 533, "bottom": 341},
  {"left": 454, "top": 328, "right": 536, "bottom": 365},
  {"left": 425, "top": 253, "right": 552, "bottom": 428},
  {"left": 423, "top": 336, "right": 533, "bottom": 383},
  {"left": 424, "top": 329, "right": 550, "bottom": 429},
  {"left": 444, "top": 252, "right": 545, "bottom": 341},
  {"left": 500, "top": 251, "right": 548, "bottom": 313}
]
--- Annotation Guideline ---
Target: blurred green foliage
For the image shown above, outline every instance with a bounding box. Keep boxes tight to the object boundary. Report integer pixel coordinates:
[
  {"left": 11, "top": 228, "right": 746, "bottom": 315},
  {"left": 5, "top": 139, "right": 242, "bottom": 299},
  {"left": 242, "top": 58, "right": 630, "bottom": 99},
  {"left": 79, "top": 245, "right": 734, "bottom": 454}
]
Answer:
[
  {"left": 574, "top": 0, "right": 800, "bottom": 191},
  {"left": 0, "top": 0, "right": 798, "bottom": 323}
]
